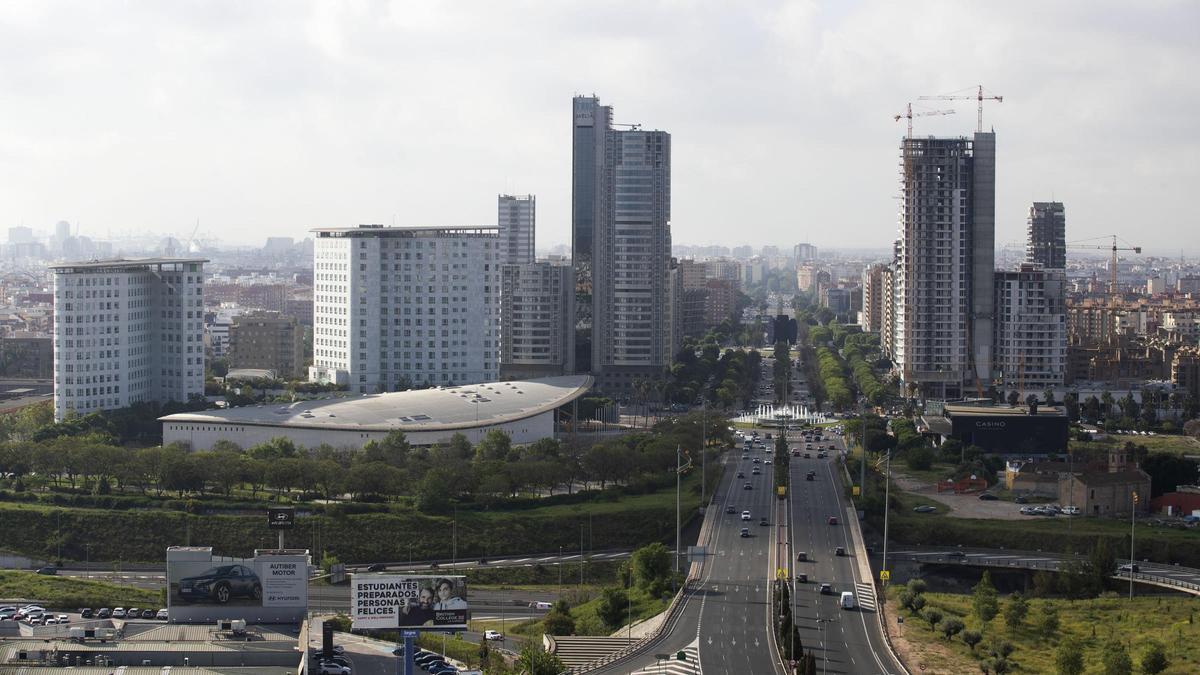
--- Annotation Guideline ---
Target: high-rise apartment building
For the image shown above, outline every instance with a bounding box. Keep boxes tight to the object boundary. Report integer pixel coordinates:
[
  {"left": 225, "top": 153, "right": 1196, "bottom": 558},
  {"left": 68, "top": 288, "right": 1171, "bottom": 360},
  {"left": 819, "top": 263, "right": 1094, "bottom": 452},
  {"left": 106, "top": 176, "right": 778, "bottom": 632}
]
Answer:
[
  {"left": 310, "top": 225, "right": 500, "bottom": 393},
  {"left": 880, "top": 266, "right": 896, "bottom": 358},
  {"left": 498, "top": 261, "right": 574, "bottom": 379},
  {"left": 499, "top": 194, "right": 535, "bottom": 265},
  {"left": 1026, "top": 201, "right": 1066, "bottom": 270},
  {"left": 228, "top": 310, "right": 305, "bottom": 379},
  {"left": 860, "top": 263, "right": 887, "bottom": 332},
  {"left": 994, "top": 265, "right": 1067, "bottom": 391},
  {"left": 571, "top": 96, "right": 613, "bottom": 373},
  {"left": 572, "top": 95, "right": 674, "bottom": 393},
  {"left": 51, "top": 258, "right": 206, "bottom": 420},
  {"left": 703, "top": 258, "right": 742, "bottom": 284},
  {"left": 794, "top": 243, "right": 818, "bottom": 263},
  {"left": 893, "top": 133, "right": 995, "bottom": 398}
]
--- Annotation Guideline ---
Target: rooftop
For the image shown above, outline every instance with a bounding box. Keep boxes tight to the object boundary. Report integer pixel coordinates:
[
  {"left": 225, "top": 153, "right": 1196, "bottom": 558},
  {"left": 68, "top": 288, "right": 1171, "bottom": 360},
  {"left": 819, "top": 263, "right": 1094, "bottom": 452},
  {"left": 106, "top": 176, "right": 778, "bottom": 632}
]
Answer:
[
  {"left": 49, "top": 257, "right": 208, "bottom": 272},
  {"left": 311, "top": 224, "right": 498, "bottom": 236},
  {"left": 943, "top": 403, "right": 1067, "bottom": 418},
  {"left": 160, "top": 375, "right": 593, "bottom": 433},
  {"left": 1071, "top": 469, "right": 1151, "bottom": 486}
]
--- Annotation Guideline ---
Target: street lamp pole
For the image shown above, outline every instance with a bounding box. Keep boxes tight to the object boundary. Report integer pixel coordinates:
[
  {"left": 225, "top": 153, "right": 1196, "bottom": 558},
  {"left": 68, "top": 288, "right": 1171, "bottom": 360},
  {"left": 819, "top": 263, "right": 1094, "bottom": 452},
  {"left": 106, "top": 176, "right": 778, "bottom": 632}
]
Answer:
[
  {"left": 1130, "top": 490, "right": 1138, "bottom": 601},
  {"left": 701, "top": 398, "right": 707, "bottom": 506},
  {"left": 675, "top": 444, "right": 682, "bottom": 579},
  {"left": 882, "top": 451, "right": 892, "bottom": 578}
]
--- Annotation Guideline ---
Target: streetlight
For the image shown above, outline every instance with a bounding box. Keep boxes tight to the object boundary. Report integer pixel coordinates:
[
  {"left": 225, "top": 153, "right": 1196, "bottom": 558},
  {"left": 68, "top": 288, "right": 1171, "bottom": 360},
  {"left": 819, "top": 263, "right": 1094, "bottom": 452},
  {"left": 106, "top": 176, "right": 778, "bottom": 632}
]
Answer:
[
  {"left": 1130, "top": 490, "right": 1138, "bottom": 601},
  {"left": 882, "top": 451, "right": 892, "bottom": 578},
  {"left": 558, "top": 546, "right": 563, "bottom": 598}
]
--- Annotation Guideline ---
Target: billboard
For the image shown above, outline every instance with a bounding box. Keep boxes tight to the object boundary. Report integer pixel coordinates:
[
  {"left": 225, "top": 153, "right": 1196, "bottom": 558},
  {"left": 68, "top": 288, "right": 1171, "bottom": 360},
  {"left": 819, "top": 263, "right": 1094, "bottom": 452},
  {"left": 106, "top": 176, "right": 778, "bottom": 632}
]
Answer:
[
  {"left": 267, "top": 506, "right": 295, "bottom": 529},
  {"left": 351, "top": 575, "right": 468, "bottom": 630},
  {"left": 165, "top": 547, "right": 309, "bottom": 624}
]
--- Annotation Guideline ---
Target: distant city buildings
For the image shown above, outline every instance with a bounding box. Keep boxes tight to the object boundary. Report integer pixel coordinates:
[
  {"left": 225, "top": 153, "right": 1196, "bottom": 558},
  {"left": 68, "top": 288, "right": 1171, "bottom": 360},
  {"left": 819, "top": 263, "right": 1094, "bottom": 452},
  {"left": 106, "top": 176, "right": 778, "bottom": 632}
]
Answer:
[
  {"left": 309, "top": 225, "right": 500, "bottom": 393},
  {"left": 860, "top": 263, "right": 887, "bottom": 333},
  {"left": 50, "top": 258, "right": 207, "bottom": 420},
  {"left": 1026, "top": 202, "right": 1066, "bottom": 270},
  {"left": 794, "top": 242, "right": 818, "bottom": 263}
]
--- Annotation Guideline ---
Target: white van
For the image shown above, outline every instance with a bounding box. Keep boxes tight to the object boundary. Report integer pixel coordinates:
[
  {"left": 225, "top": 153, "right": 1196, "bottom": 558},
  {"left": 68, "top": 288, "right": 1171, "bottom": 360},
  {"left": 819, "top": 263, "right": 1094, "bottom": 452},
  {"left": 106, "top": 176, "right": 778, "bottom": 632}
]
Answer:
[
  {"left": 531, "top": 601, "right": 553, "bottom": 610},
  {"left": 839, "top": 591, "right": 856, "bottom": 610}
]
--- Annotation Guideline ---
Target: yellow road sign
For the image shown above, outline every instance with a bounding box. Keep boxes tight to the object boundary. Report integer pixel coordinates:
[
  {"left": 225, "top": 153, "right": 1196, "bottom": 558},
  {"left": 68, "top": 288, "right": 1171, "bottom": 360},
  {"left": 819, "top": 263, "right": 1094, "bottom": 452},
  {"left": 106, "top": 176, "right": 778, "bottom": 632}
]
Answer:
[
  {"left": 852, "top": 486, "right": 861, "bottom": 496},
  {"left": 880, "top": 569, "right": 891, "bottom": 582}
]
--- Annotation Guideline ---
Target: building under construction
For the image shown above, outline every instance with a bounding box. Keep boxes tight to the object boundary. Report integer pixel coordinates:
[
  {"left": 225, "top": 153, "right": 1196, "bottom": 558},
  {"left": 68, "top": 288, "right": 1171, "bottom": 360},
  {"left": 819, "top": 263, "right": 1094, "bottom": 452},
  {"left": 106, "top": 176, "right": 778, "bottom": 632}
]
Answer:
[{"left": 892, "top": 132, "right": 996, "bottom": 399}]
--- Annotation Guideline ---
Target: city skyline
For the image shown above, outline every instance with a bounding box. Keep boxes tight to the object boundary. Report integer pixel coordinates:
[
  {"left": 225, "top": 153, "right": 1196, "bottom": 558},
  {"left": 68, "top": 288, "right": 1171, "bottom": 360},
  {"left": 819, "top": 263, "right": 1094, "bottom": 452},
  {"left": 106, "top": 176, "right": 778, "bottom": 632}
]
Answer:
[{"left": 1, "top": 2, "right": 1196, "bottom": 254}]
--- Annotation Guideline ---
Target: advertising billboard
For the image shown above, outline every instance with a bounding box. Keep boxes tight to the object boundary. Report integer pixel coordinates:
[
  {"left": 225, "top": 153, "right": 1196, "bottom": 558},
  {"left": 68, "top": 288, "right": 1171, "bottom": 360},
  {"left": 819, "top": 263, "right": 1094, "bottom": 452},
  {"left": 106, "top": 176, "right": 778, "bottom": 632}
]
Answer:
[
  {"left": 351, "top": 575, "right": 468, "bottom": 630},
  {"left": 267, "top": 506, "right": 295, "bottom": 529},
  {"left": 165, "top": 546, "right": 309, "bottom": 624}
]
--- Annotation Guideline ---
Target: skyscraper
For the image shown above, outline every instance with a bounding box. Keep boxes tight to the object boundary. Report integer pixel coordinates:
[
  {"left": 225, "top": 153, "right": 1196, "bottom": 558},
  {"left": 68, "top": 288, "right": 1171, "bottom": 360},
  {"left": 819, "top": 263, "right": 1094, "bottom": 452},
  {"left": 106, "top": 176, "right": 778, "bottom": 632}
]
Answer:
[
  {"left": 498, "top": 194, "right": 535, "bottom": 265},
  {"left": 51, "top": 257, "right": 207, "bottom": 420},
  {"left": 893, "top": 132, "right": 995, "bottom": 398},
  {"left": 572, "top": 95, "right": 674, "bottom": 393},
  {"left": 498, "top": 260, "right": 574, "bottom": 379},
  {"left": 1026, "top": 201, "right": 1066, "bottom": 270},
  {"left": 571, "top": 96, "right": 612, "bottom": 373},
  {"left": 994, "top": 265, "right": 1067, "bottom": 392}
]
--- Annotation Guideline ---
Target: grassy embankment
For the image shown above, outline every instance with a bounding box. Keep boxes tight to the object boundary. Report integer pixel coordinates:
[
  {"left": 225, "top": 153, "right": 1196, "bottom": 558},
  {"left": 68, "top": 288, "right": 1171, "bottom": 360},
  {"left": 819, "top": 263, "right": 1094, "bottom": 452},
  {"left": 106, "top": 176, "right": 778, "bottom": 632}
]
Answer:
[
  {"left": 886, "top": 588, "right": 1200, "bottom": 674},
  {"left": 0, "top": 474, "right": 707, "bottom": 564},
  {"left": 0, "top": 570, "right": 159, "bottom": 609}
]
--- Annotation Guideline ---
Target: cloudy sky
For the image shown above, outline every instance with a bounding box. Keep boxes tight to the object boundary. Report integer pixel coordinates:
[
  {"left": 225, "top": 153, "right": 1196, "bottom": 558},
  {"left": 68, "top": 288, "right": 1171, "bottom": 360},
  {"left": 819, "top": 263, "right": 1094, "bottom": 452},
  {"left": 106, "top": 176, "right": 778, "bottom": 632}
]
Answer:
[{"left": 1, "top": 0, "right": 1196, "bottom": 254}]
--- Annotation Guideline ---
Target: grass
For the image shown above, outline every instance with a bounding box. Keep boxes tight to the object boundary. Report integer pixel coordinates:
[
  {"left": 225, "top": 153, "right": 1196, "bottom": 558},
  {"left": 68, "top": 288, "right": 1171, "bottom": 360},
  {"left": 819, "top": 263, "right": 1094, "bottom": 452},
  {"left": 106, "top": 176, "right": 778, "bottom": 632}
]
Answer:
[
  {"left": 1074, "top": 433, "right": 1200, "bottom": 457},
  {"left": 0, "top": 570, "right": 160, "bottom": 609},
  {"left": 886, "top": 587, "right": 1200, "bottom": 674},
  {"left": 477, "top": 473, "right": 705, "bottom": 520},
  {"left": 507, "top": 585, "right": 672, "bottom": 638},
  {"left": 894, "top": 461, "right": 959, "bottom": 486}
]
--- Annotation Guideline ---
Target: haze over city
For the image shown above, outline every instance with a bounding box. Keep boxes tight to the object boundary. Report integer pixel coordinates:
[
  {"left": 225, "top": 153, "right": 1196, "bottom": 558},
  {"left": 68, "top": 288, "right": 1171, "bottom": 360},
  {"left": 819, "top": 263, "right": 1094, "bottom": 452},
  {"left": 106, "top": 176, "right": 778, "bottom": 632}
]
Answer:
[{"left": 2, "top": 0, "right": 1196, "bottom": 253}]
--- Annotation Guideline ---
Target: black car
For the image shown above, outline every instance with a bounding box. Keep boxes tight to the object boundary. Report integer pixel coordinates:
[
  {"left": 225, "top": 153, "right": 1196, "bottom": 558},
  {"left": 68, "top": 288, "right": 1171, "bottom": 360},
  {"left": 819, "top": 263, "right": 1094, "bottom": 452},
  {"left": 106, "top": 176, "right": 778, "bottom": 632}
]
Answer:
[
  {"left": 978, "top": 493, "right": 999, "bottom": 501},
  {"left": 141, "top": 609, "right": 155, "bottom": 619},
  {"left": 367, "top": 563, "right": 387, "bottom": 572},
  {"left": 743, "top": 482, "right": 752, "bottom": 490},
  {"left": 759, "top": 517, "right": 769, "bottom": 526},
  {"left": 725, "top": 505, "right": 736, "bottom": 514},
  {"left": 97, "top": 608, "right": 112, "bottom": 618},
  {"left": 736, "top": 471, "right": 745, "bottom": 478},
  {"left": 177, "top": 565, "right": 262, "bottom": 604},
  {"left": 79, "top": 608, "right": 94, "bottom": 619}
]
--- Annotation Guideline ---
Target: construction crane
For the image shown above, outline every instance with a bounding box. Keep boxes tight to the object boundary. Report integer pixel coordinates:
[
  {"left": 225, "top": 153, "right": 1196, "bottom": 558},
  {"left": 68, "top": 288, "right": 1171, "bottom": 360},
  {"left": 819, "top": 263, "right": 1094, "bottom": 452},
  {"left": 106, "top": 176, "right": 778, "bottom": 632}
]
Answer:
[
  {"left": 894, "top": 103, "right": 955, "bottom": 138},
  {"left": 1066, "top": 234, "right": 1142, "bottom": 300},
  {"left": 919, "top": 85, "right": 1003, "bottom": 133}
]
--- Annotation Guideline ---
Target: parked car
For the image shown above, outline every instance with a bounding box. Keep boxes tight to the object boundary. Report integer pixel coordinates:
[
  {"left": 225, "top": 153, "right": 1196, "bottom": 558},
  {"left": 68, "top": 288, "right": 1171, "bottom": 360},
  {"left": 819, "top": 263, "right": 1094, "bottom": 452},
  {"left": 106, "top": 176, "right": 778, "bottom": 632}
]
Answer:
[
  {"left": 177, "top": 564, "right": 262, "bottom": 604},
  {"left": 316, "top": 662, "right": 351, "bottom": 675},
  {"left": 97, "top": 608, "right": 112, "bottom": 618},
  {"left": 913, "top": 505, "right": 937, "bottom": 513},
  {"left": 156, "top": 609, "right": 169, "bottom": 620},
  {"left": 126, "top": 608, "right": 139, "bottom": 619},
  {"left": 141, "top": 609, "right": 154, "bottom": 619},
  {"left": 79, "top": 608, "right": 94, "bottom": 619},
  {"left": 978, "top": 493, "right": 999, "bottom": 501},
  {"left": 112, "top": 608, "right": 126, "bottom": 619},
  {"left": 1062, "top": 505, "right": 1081, "bottom": 515}
]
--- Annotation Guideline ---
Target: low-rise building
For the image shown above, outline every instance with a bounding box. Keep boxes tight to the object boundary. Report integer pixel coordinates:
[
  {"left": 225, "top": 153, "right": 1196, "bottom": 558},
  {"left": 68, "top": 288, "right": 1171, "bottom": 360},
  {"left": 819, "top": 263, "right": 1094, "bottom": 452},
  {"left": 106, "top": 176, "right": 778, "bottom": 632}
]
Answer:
[{"left": 1059, "top": 469, "right": 1150, "bottom": 517}]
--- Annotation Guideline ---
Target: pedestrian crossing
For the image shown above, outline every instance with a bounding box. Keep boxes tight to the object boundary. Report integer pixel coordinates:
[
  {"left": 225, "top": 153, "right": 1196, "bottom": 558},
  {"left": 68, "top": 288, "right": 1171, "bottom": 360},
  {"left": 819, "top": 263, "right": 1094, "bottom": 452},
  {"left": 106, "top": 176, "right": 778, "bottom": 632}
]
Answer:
[
  {"left": 627, "top": 639, "right": 701, "bottom": 674},
  {"left": 855, "top": 582, "right": 877, "bottom": 612}
]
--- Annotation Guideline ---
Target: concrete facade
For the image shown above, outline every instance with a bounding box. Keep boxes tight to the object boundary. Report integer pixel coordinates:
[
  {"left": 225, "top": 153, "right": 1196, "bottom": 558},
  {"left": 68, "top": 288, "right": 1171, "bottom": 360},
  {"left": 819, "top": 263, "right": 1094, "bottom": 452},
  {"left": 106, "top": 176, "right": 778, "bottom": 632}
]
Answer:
[
  {"left": 993, "top": 265, "right": 1067, "bottom": 391},
  {"left": 227, "top": 311, "right": 305, "bottom": 379},
  {"left": 499, "top": 261, "right": 575, "bottom": 379},
  {"left": 1026, "top": 201, "right": 1066, "bottom": 270},
  {"left": 498, "top": 194, "right": 535, "bottom": 266}
]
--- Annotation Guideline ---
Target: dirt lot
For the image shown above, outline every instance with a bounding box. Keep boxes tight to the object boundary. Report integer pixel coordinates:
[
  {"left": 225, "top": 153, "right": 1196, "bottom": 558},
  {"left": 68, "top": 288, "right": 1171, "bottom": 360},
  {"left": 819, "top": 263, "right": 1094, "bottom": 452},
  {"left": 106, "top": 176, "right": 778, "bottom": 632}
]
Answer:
[{"left": 893, "top": 473, "right": 1038, "bottom": 521}]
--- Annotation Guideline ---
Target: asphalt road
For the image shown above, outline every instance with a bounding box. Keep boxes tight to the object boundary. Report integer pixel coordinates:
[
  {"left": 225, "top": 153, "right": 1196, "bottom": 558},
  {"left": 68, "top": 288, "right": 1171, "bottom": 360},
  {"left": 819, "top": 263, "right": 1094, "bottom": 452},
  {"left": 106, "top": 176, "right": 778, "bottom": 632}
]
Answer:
[{"left": 785, "top": 428, "right": 904, "bottom": 675}]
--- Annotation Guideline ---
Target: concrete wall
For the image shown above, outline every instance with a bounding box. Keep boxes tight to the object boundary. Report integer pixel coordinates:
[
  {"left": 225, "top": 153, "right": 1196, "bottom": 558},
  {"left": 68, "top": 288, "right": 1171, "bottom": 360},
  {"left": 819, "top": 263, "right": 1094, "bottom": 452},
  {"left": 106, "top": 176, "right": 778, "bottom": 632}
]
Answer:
[{"left": 164, "top": 409, "right": 555, "bottom": 451}]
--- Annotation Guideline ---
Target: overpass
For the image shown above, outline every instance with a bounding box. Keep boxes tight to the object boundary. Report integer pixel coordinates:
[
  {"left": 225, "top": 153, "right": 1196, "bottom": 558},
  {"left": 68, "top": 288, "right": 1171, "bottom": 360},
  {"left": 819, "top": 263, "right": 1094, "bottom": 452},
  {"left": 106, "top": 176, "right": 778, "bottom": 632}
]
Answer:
[{"left": 887, "top": 545, "right": 1200, "bottom": 596}]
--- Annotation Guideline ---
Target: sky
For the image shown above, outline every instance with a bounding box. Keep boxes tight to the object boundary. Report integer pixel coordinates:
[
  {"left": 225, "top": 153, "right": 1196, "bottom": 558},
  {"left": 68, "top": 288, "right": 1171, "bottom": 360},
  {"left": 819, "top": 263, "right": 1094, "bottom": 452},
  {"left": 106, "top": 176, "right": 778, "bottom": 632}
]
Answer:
[{"left": 1, "top": 0, "right": 1196, "bottom": 255}]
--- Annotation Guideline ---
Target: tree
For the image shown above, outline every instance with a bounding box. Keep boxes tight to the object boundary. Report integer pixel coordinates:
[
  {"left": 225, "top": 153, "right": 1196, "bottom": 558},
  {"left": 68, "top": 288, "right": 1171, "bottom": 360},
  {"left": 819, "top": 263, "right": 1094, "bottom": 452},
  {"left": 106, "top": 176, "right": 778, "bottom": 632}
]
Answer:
[
  {"left": 1037, "top": 604, "right": 1060, "bottom": 635},
  {"left": 1054, "top": 638, "right": 1085, "bottom": 675},
  {"left": 962, "top": 630, "right": 983, "bottom": 652},
  {"left": 1004, "top": 592, "right": 1028, "bottom": 629},
  {"left": 474, "top": 430, "right": 512, "bottom": 462},
  {"left": 924, "top": 608, "right": 943, "bottom": 630},
  {"left": 905, "top": 447, "right": 935, "bottom": 471},
  {"left": 596, "top": 587, "right": 628, "bottom": 629},
  {"left": 517, "top": 642, "right": 566, "bottom": 675},
  {"left": 1101, "top": 642, "right": 1133, "bottom": 675},
  {"left": 940, "top": 617, "right": 964, "bottom": 640},
  {"left": 631, "top": 543, "right": 673, "bottom": 592},
  {"left": 973, "top": 572, "right": 999, "bottom": 623},
  {"left": 1140, "top": 640, "right": 1169, "bottom": 675},
  {"left": 1007, "top": 390, "right": 1021, "bottom": 406},
  {"left": 542, "top": 600, "right": 576, "bottom": 636}
]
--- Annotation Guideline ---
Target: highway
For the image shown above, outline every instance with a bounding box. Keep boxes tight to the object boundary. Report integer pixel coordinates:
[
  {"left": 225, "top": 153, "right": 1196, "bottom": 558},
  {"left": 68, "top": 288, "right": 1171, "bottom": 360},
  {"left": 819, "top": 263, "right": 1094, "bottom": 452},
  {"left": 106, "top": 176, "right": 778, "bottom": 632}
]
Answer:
[{"left": 785, "top": 429, "right": 905, "bottom": 675}]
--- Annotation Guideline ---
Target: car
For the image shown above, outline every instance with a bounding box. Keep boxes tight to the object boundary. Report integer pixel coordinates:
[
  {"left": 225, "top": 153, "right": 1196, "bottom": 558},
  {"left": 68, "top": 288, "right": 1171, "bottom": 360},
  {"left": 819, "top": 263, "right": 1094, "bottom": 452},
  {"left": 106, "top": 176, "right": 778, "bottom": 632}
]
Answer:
[
  {"left": 764, "top": 459, "right": 773, "bottom": 465},
  {"left": 741, "top": 510, "right": 752, "bottom": 521},
  {"left": 80, "top": 608, "right": 94, "bottom": 619},
  {"left": 392, "top": 646, "right": 407, "bottom": 656},
  {"left": 740, "top": 527, "right": 750, "bottom": 538},
  {"left": 1014, "top": 495, "right": 1028, "bottom": 504},
  {"left": 1119, "top": 563, "right": 1140, "bottom": 573},
  {"left": 795, "top": 573, "right": 808, "bottom": 583},
  {"left": 752, "top": 458, "right": 760, "bottom": 464},
  {"left": 725, "top": 505, "right": 736, "bottom": 514},
  {"left": 366, "top": 563, "right": 387, "bottom": 572},
  {"left": 817, "top": 452, "right": 827, "bottom": 459},
  {"left": 44, "top": 617, "right": 58, "bottom": 625},
  {"left": 819, "top": 583, "right": 833, "bottom": 595},
  {"left": 0, "top": 612, "right": 13, "bottom": 621},
  {"left": 177, "top": 564, "right": 262, "bottom": 604},
  {"left": 1020, "top": 506, "right": 1037, "bottom": 515},
  {"left": 804, "top": 453, "right": 811, "bottom": 458},
  {"left": 319, "top": 655, "right": 353, "bottom": 668},
  {"left": 978, "top": 493, "right": 999, "bottom": 501},
  {"left": 759, "top": 517, "right": 769, "bottom": 526},
  {"left": 736, "top": 471, "right": 745, "bottom": 478},
  {"left": 484, "top": 629, "right": 504, "bottom": 641},
  {"left": 415, "top": 653, "right": 442, "bottom": 666},
  {"left": 840, "top": 591, "right": 857, "bottom": 610},
  {"left": 57, "top": 614, "right": 70, "bottom": 623},
  {"left": 112, "top": 608, "right": 126, "bottom": 618},
  {"left": 156, "top": 609, "right": 169, "bottom": 620},
  {"left": 141, "top": 609, "right": 154, "bottom": 619},
  {"left": 1062, "top": 505, "right": 1081, "bottom": 515},
  {"left": 913, "top": 505, "right": 937, "bottom": 513},
  {"left": 828, "top": 516, "right": 838, "bottom": 525},
  {"left": 946, "top": 550, "right": 967, "bottom": 559},
  {"left": 97, "top": 608, "right": 112, "bottom": 619},
  {"left": 752, "top": 468, "right": 761, "bottom": 475},
  {"left": 35, "top": 566, "right": 58, "bottom": 575},
  {"left": 835, "top": 547, "right": 846, "bottom": 557},
  {"left": 743, "top": 482, "right": 752, "bottom": 490},
  {"left": 429, "top": 666, "right": 458, "bottom": 675},
  {"left": 741, "top": 454, "right": 749, "bottom": 460},
  {"left": 796, "top": 551, "right": 808, "bottom": 562},
  {"left": 316, "top": 662, "right": 351, "bottom": 675},
  {"left": 127, "top": 608, "right": 139, "bottom": 618}
]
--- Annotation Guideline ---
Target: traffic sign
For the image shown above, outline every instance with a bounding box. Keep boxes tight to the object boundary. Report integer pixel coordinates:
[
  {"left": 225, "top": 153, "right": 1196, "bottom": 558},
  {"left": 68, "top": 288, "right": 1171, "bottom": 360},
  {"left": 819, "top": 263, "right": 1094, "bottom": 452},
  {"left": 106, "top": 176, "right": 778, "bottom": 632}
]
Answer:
[
  {"left": 852, "top": 485, "right": 861, "bottom": 496},
  {"left": 402, "top": 629, "right": 420, "bottom": 638},
  {"left": 879, "top": 569, "right": 891, "bottom": 582}
]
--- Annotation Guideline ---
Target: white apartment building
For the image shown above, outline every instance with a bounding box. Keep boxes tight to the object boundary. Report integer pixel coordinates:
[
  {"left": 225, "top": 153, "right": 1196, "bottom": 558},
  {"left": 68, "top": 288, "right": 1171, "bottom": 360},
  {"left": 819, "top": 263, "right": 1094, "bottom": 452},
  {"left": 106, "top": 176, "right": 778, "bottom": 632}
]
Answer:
[
  {"left": 498, "top": 194, "right": 535, "bottom": 266},
  {"left": 993, "top": 265, "right": 1067, "bottom": 391},
  {"left": 309, "top": 225, "right": 500, "bottom": 393},
  {"left": 51, "top": 258, "right": 206, "bottom": 420},
  {"left": 499, "top": 261, "right": 575, "bottom": 379}
]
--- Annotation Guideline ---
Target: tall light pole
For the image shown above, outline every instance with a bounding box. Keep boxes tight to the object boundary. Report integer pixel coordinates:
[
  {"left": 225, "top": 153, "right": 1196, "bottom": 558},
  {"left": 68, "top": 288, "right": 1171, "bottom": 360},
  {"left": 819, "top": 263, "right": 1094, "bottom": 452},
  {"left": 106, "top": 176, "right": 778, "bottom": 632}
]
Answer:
[
  {"left": 882, "top": 451, "right": 892, "bottom": 578},
  {"left": 558, "top": 546, "right": 563, "bottom": 599},
  {"left": 701, "top": 398, "right": 707, "bottom": 506},
  {"left": 675, "top": 445, "right": 682, "bottom": 578},
  {"left": 1130, "top": 490, "right": 1138, "bottom": 601}
]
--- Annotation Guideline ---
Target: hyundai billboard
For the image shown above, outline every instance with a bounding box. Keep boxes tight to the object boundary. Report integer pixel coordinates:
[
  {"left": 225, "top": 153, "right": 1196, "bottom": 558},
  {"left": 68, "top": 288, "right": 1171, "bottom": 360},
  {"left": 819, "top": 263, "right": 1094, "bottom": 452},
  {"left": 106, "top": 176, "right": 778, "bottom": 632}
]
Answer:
[
  {"left": 351, "top": 575, "right": 468, "bottom": 630},
  {"left": 165, "top": 546, "right": 309, "bottom": 623}
]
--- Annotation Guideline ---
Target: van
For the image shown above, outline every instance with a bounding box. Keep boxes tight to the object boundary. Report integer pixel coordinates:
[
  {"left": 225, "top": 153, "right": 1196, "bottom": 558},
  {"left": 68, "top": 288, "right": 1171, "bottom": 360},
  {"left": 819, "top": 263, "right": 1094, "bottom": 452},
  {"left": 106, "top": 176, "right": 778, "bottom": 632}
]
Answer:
[{"left": 839, "top": 592, "right": 856, "bottom": 610}]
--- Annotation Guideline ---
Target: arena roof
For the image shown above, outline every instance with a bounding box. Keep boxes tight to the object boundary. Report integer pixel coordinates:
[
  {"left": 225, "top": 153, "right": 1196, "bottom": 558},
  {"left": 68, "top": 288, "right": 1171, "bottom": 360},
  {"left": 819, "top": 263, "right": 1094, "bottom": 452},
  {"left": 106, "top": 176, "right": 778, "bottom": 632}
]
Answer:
[{"left": 159, "top": 375, "right": 593, "bottom": 433}]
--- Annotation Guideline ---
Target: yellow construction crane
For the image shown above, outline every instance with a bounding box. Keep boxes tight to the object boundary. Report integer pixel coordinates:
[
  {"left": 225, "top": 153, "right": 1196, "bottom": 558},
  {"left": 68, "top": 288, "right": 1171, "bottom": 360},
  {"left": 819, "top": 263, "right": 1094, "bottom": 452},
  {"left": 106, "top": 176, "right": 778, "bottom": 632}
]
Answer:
[
  {"left": 919, "top": 84, "right": 1004, "bottom": 133},
  {"left": 1066, "top": 235, "right": 1142, "bottom": 301},
  {"left": 894, "top": 103, "right": 955, "bottom": 138}
]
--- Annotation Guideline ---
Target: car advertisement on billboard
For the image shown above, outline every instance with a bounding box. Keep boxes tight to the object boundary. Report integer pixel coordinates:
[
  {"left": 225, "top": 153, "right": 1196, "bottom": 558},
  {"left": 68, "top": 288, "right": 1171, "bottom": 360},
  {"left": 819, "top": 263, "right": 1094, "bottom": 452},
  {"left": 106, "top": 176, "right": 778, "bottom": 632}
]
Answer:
[
  {"left": 351, "top": 575, "right": 468, "bottom": 630},
  {"left": 165, "top": 547, "right": 308, "bottom": 623}
]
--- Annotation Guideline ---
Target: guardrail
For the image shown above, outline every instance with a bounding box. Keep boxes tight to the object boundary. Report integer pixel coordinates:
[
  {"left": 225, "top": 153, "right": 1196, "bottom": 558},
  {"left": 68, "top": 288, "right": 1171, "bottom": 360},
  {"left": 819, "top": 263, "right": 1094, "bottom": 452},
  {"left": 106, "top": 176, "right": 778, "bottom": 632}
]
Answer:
[{"left": 890, "top": 549, "right": 1200, "bottom": 596}]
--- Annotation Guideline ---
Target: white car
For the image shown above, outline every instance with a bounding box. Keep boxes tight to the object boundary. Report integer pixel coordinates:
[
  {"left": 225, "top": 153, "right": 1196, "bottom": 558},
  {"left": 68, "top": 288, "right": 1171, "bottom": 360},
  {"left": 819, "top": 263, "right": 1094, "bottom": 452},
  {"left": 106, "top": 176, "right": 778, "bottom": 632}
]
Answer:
[
  {"left": 112, "top": 608, "right": 126, "bottom": 618},
  {"left": 156, "top": 609, "right": 169, "bottom": 620},
  {"left": 317, "top": 663, "right": 351, "bottom": 675},
  {"left": 484, "top": 629, "right": 505, "bottom": 641},
  {"left": 1062, "top": 506, "right": 1081, "bottom": 515},
  {"left": 741, "top": 510, "right": 752, "bottom": 521}
]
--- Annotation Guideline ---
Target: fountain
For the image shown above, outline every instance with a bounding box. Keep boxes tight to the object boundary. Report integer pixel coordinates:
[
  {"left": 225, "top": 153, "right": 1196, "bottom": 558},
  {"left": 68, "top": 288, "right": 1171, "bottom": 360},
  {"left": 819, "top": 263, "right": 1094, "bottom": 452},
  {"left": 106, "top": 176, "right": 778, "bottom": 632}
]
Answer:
[{"left": 735, "top": 403, "right": 828, "bottom": 427}]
